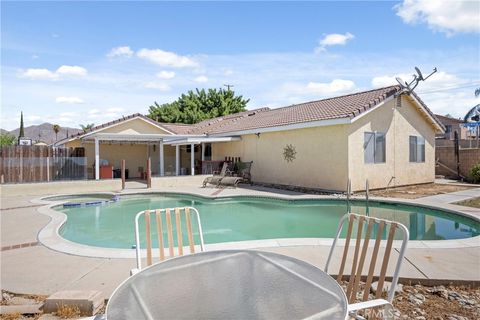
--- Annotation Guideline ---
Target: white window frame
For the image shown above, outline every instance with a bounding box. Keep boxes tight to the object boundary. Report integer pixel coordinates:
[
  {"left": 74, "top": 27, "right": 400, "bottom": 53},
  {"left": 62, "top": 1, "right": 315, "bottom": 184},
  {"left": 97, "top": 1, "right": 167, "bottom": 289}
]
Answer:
[{"left": 364, "top": 131, "right": 386, "bottom": 164}]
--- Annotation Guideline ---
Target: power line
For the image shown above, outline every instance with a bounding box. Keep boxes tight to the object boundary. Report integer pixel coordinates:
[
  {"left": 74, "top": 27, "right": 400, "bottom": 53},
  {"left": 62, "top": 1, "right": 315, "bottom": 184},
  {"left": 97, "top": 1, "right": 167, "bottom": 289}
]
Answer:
[{"left": 417, "top": 82, "right": 480, "bottom": 95}]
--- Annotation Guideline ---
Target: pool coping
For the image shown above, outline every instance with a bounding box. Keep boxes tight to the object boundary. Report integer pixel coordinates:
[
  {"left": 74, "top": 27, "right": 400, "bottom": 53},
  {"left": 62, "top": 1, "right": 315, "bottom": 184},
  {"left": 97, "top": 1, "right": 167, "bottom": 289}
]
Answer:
[{"left": 33, "top": 190, "right": 480, "bottom": 259}]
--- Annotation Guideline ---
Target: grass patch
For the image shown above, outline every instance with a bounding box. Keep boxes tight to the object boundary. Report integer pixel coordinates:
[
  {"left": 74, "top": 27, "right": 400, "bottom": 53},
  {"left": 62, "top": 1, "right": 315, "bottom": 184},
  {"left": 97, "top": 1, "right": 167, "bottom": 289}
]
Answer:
[
  {"left": 456, "top": 197, "right": 480, "bottom": 208},
  {"left": 55, "top": 303, "right": 81, "bottom": 319}
]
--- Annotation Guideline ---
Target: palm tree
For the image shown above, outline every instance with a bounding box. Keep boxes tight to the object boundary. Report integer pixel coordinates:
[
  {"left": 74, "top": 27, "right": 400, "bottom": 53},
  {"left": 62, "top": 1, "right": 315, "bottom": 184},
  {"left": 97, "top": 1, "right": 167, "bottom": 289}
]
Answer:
[
  {"left": 52, "top": 124, "right": 60, "bottom": 141},
  {"left": 79, "top": 123, "right": 95, "bottom": 133}
]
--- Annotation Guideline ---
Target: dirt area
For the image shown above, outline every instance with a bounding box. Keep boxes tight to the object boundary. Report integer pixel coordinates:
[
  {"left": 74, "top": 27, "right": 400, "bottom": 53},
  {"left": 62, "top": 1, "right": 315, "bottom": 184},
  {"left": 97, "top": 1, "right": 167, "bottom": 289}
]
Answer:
[
  {"left": 3, "top": 285, "right": 479, "bottom": 319},
  {"left": 393, "top": 284, "right": 479, "bottom": 320},
  {"left": 456, "top": 197, "right": 480, "bottom": 209},
  {"left": 368, "top": 183, "right": 475, "bottom": 199}
]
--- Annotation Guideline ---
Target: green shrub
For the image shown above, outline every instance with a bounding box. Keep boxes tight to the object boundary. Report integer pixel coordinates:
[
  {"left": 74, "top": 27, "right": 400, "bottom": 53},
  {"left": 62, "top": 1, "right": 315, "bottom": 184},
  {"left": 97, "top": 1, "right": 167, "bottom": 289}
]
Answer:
[{"left": 470, "top": 163, "right": 480, "bottom": 183}]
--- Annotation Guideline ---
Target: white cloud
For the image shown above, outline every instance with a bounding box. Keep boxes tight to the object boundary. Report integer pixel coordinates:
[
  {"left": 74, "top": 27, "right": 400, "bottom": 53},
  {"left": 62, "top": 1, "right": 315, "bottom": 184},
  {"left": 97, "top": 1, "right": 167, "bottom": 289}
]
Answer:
[
  {"left": 371, "top": 71, "right": 462, "bottom": 91},
  {"left": 194, "top": 75, "right": 208, "bottom": 83},
  {"left": 55, "top": 96, "right": 84, "bottom": 104},
  {"left": 56, "top": 65, "right": 87, "bottom": 77},
  {"left": 315, "top": 32, "right": 355, "bottom": 53},
  {"left": 306, "top": 79, "right": 356, "bottom": 94},
  {"left": 21, "top": 68, "right": 57, "bottom": 80},
  {"left": 19, "top": 65, "right": 87, "bottom": 80},
  {"left": 395, "top": 0, "right": 480, "bottom": 35},
  {"left": 137, "top": 48, "right": 198, "bottom": 68},
  {"left": 156, "top": 71, "right": 176, "bottom": 79},
  {"left": 144, "top": 82, "right": 171, "bottom": 91},
  {"left": 107, "top": 46, "right": 134, "bottom": 58}
]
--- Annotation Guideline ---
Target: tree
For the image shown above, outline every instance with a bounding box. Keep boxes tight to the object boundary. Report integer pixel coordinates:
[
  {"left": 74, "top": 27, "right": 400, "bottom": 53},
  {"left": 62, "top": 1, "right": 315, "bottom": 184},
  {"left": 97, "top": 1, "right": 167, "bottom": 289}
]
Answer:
[
  {"left": 147, "top": 88, "right": 249, "bottom": 124},
  {"left": 52, "top": 124, "right": 60, "bottom": 141},
  {"left": 79, "top": 123, "right": 95, "bottom": 133},
  {"left": 0, "top": 133, "right": 16, "bottom": 146},
  {"left": 475, "top": 88, "right": 480, "bottom": 97},
  {"left": 18, "top": 111, "right": 25, "bottom": 140}
]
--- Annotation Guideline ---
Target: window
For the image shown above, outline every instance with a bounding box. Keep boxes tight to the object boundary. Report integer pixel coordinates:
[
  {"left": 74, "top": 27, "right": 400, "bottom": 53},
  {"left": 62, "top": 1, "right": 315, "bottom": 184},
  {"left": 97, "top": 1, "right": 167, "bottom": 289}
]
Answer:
[
  {"left": 409, "top": 136, "right": 425, "bottom": 162},
  {"left": 364, "top": 132, "right": 386, "bottom": 164}
]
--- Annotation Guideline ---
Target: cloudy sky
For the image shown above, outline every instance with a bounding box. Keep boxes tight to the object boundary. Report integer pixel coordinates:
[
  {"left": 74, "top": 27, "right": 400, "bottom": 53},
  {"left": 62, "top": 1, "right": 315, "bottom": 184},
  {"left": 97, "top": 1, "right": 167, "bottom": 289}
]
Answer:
[{"left": 1, "top": 1, "right": 479, "bottom": 130}]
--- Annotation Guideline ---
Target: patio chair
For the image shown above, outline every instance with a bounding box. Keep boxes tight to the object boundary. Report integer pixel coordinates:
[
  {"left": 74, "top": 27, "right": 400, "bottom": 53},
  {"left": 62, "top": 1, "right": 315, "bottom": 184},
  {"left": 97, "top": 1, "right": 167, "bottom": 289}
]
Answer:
[
  {"left": 202, "top": 162, "right": 232, "bottom": 187},
  {"left": 325, "top": 213, "right": 409, "bottom": 320},
  {"left": 131, "top": 206, "right": 205, "bottom": 275},
  {"left": 236, "top": 161, "right": 253, "bottom": 184}
]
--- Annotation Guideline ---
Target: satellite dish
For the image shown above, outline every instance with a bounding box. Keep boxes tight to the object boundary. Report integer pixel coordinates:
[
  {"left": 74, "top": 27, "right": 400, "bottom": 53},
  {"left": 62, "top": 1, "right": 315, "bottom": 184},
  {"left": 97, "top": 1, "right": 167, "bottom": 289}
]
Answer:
[
  {"left": 395, "top": 77, "right": 406, "bottom": 89},
  {"left": 415, "top": 67, "right": 424, "bottom": 81}
]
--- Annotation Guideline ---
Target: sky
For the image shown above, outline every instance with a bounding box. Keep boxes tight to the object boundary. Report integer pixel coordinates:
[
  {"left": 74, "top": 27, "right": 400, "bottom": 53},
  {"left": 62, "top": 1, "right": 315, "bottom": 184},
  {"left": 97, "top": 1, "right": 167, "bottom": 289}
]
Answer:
[{"left": 1, "top": 0, "right": 479, "bottom": 131}]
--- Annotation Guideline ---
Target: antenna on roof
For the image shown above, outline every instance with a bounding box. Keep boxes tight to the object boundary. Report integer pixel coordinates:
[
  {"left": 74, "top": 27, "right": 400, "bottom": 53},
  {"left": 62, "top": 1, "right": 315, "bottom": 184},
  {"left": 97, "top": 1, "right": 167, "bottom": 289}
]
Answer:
[{"left": 395, "top": 66, "right": 437, "bottom": 96}]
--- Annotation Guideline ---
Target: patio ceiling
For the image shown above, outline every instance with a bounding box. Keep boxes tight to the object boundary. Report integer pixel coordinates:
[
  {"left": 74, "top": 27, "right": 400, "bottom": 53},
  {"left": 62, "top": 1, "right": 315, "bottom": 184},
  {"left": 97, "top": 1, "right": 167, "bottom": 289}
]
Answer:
[{"left": 164, "top": 136, "right": 241, "bottom": 146}]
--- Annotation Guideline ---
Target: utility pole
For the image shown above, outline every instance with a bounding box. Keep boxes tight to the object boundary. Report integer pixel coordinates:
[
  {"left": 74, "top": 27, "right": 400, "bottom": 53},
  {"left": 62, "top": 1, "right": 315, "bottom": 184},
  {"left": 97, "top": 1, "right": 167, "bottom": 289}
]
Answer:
[{"left": 224, "top": 84, "right": 234, "bottom": 91}]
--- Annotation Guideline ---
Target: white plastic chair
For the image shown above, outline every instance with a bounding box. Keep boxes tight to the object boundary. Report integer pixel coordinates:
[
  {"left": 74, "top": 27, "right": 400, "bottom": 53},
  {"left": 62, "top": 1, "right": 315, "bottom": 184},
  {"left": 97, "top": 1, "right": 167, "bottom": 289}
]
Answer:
[
  {"left": 131, "top": 207, "right": 205, "bottom": 275},
  {"left": 325, "top": 213, "right": 409, "bottom": 320}
]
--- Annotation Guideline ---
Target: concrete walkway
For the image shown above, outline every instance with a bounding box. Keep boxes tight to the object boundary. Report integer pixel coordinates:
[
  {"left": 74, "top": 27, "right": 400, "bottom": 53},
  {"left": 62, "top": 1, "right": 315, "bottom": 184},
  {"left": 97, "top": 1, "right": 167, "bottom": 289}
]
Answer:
[
  {"left": 419, "top": 187, "right": 480, "bottom": 204},
  {"left": 1, "top": 181, "right": 479, "bottom": 300}
]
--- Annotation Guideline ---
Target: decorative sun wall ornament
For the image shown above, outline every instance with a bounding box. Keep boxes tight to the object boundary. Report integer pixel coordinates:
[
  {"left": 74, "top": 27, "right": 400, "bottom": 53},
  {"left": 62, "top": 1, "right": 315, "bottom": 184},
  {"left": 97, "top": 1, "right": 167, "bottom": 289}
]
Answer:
[{"left": 283, "top": 144, "right": 297, "bottom": 163}]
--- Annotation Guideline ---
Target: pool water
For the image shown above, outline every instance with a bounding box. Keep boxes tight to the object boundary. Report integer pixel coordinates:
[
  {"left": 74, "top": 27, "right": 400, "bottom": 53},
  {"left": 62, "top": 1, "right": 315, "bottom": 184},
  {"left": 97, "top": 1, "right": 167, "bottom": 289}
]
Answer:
[{"left": 58, "top": 194, "right": 480, "bottom": 249}]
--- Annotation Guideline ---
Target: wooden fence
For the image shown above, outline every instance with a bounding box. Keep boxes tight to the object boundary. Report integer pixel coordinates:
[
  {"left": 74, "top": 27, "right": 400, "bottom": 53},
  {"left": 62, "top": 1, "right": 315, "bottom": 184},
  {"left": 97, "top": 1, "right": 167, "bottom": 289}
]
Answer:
[{"left": 0, "top": 146, "right": 87, "bottom": 184}]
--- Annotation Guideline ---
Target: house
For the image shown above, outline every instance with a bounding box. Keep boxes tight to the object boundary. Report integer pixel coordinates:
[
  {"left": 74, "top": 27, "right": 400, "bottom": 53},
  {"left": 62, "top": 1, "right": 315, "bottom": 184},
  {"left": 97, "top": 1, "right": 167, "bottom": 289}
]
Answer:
[
  {"left": 56, "top": 85, "right": 444, "bottom": 192},
  {"left": 434, "top": 114, "right": 471, "bottom": 140}
]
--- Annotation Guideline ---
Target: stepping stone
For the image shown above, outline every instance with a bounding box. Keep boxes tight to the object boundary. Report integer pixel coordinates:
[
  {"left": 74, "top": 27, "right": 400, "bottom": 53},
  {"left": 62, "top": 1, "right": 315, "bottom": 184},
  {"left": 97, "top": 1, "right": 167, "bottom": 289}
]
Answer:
[
  {"left": 43, "top": 290, "right": 104, "bottom": 316},
  {"left": 0, "top": 303, "right": 43, "bottom": 315}
]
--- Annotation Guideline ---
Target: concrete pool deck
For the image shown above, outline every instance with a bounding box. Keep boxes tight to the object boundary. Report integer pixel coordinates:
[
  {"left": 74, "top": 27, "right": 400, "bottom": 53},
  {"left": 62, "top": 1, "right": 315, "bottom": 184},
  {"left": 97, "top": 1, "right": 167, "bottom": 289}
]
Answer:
[{"left": 1, "top": 179, "right": 480, "bottom": 300}]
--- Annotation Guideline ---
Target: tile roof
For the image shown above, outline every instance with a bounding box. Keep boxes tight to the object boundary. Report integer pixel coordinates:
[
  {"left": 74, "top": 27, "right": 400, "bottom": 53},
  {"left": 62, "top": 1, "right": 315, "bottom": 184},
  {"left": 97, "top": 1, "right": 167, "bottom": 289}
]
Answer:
[
  {"left": 62, "top": 85, "right": 443, "bottom": 142},
  {"left": 199, "top": 85, "right": 403, "bottom": 134}
]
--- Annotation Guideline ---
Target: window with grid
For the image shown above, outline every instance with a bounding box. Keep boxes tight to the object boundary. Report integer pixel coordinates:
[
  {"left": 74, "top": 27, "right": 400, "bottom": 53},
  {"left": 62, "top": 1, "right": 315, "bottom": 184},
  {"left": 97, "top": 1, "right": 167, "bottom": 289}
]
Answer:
[{"left": 364, "top": 132, "right": 386, "bottom": 164}]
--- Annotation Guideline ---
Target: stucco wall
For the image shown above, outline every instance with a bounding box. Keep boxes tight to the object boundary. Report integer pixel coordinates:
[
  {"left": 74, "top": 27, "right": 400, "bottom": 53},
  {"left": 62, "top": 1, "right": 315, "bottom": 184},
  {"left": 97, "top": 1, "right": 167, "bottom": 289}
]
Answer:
[
  {"left": 212, "top": 125, "right": 350, "bottom": 191},
  {"left": 101, "top": 118, "right": 171, "bottom": 135},
  {"left": 348, "top": 96, "right": 436, "bottom": 191}
]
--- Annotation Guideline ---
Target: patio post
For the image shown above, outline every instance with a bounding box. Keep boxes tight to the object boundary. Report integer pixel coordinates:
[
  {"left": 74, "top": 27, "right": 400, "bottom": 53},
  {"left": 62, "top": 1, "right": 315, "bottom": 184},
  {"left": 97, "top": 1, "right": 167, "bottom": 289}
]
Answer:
[
  {"left": 95, "top": 137, "right": 100, "bottom": 180},
  {"left": 190, "top": 143, "right": 195, "bottom": 175},
  {"left": 159, "top": 140, "right": 164, "bottom": 177},
  {"left": 201, "top": 142, "right": 205, "bottom": 161},
  {"left": 175, "top": 145, "right": 180, "bottom": 176}
]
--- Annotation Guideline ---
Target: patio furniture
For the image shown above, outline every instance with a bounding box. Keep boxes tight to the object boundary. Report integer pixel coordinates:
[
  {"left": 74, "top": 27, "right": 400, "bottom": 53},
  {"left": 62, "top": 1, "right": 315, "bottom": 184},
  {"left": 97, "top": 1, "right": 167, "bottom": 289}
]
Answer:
[
  {"left": 107, "top": 250, "right": 348, "bottom": 320},
  {"left": 131, "top": 206, "right": 205, "bottom": 275},
  {"left": 236, "top": 160, "right": 253, "bottom": 184},
  {"left": 202, "top": 162, "right": 231, "bottom": 187},
  {"left": 325, "top": 213, "right": 409, "bottom": 320}
]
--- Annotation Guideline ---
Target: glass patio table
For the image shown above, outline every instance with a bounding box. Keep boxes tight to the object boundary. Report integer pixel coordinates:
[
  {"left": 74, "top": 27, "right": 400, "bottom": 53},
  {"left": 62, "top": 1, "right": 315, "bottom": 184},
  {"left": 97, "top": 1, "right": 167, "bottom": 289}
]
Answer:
[{"left": 106, "top": 250, "right": 348, "bottom": 320}]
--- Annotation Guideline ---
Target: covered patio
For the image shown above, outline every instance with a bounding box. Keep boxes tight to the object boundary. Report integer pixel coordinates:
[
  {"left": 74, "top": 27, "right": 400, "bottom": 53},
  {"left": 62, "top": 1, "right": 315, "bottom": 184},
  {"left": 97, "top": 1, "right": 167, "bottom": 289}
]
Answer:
[{"left": 85, "top": 133, "right": 240, "bottom": 180}]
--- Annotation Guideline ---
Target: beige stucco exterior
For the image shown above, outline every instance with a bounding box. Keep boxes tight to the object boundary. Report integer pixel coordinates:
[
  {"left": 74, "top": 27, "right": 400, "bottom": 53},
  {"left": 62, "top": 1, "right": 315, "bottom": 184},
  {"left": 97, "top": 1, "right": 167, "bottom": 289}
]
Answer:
[
  {"left": 348, "top": 95, "right": 436, "bottom": 191},
  {"left": 60, "top": 98, "right": 438, "bottom": 190},
  {"left": 212, "top": 125, "right": 350, "bottom": 191},
  {"left": 212, "top": 95, "right": 437, "bottom": 192}
]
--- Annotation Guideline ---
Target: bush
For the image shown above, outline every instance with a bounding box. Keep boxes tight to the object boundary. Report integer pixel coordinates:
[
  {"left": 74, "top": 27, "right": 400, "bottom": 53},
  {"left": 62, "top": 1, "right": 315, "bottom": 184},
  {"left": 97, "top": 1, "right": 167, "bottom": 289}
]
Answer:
[{"left": 470, "top": 163, "right": 480, "bottom": 183}]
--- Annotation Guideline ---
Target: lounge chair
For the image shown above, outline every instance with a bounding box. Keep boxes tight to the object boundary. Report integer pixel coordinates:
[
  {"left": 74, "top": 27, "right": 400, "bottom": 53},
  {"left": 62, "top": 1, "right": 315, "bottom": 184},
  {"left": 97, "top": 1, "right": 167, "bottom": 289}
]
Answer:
[
  {"left": 325, "top": 213, "right": 409, "bottom": 320},
  {"left": 202, "top": 162, "right": 231, "bottom": 187},
  {"left": 236, "top": 161, "right": 253, "bottom": 184},
  {"left": 217, "top": 176, "right": 244, "bottom": 188}
]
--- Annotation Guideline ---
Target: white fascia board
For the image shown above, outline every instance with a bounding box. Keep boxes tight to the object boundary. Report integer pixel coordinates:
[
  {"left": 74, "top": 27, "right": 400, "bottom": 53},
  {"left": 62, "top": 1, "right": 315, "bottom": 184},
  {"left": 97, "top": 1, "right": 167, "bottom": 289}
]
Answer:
[
  {"left": 83, "top": 133, "right": 205, "bottom": 142},
  {"left": 166, "top": 136, "right": 241, "bottom": 146},
  {"left": 211, "top": 117, "right": 351, "bottom": 137},
  {"left": 405, "top": 94, "right": 445, "bottom": 133}
]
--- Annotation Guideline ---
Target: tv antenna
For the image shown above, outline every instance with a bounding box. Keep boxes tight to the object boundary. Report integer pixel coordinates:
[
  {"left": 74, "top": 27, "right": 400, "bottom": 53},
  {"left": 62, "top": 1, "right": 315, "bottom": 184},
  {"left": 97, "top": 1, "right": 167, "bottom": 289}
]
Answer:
[
  {"left": 395, "top": 66, "right": 437, "bottom": 94},
  {"left": 224, "top": 84, "right": 234, "bottom": 91}
]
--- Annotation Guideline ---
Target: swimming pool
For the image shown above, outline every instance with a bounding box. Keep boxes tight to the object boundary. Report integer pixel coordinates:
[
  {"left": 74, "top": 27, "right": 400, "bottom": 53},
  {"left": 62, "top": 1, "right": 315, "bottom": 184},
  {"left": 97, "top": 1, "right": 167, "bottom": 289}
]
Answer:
[{"left": 55, "top": 193, "right": 480, "bottom": 249}]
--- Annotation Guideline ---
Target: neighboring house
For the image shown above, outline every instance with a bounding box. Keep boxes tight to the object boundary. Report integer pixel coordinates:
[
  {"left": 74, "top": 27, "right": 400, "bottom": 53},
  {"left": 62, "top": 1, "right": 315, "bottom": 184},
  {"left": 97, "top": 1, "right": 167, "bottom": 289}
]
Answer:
[
  {"left": 434, "top": 114, "right": 471, "bottom": 140},
  {"left": 56, "top": 85, "right": 444, "bottom": 192}
]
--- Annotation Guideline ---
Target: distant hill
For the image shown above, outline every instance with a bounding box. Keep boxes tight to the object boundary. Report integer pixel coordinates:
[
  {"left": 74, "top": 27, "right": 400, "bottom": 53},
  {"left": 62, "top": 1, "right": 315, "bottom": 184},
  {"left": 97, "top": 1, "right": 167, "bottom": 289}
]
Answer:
[{"left": 7, "top": 123, "right": 83, "bottom": 145}]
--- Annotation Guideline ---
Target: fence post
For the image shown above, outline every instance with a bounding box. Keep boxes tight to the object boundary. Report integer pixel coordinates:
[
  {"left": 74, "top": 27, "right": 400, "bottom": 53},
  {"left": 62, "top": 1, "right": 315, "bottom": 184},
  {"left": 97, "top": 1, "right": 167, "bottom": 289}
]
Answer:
[
  {"left": 121, "top": 159, "right": 126, "bottom": 190},
  {"left": 147, "top": 157, "right": 151, "bottom": 188},
  {"left": 19, "top": 147, "right": 23, "bottom": 183},
  {"left": 47, "top": 153, "right": 50, "bottom": 182}
]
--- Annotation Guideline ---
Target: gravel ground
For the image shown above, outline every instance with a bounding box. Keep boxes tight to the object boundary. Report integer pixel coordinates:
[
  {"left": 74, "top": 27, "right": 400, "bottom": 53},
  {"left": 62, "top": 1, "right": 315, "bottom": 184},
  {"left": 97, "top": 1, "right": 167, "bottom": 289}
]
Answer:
[
  {"left": 368, "top": 183, "right": 475, "bottom": 199},
  {"left": 2, "top": 284, "right": 479, "bottom": 319}
]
